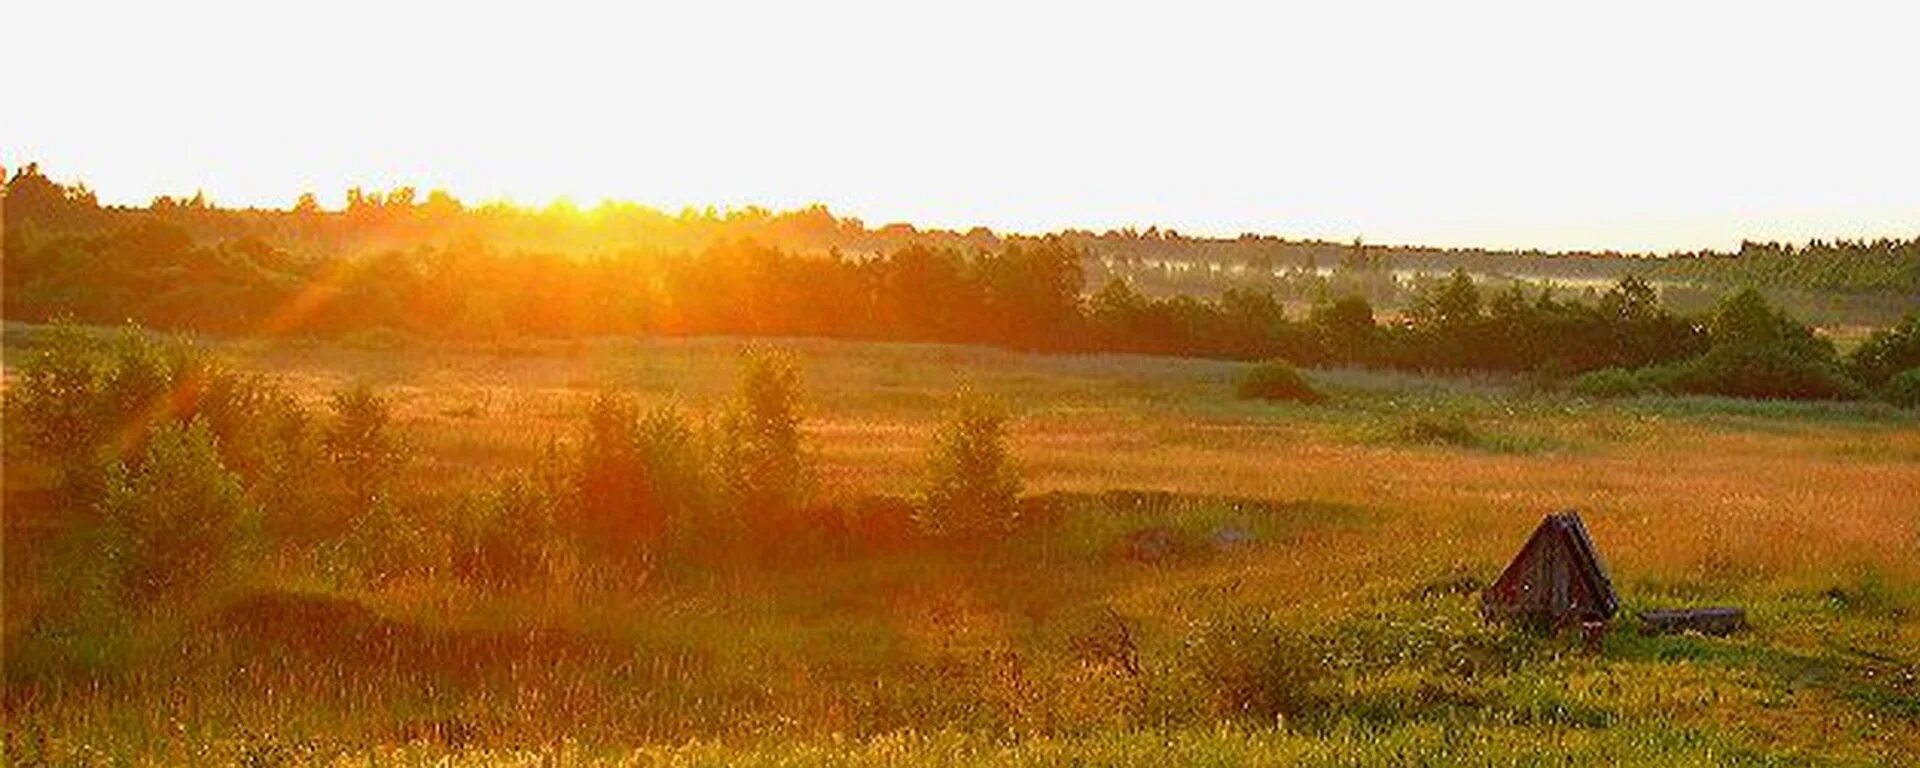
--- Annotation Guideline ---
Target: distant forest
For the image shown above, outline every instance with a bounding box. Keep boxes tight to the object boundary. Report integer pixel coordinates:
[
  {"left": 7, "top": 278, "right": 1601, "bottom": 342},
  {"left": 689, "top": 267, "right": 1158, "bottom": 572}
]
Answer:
[{"left": 5, "top": 164, "right": 1919, "bottom": 403}]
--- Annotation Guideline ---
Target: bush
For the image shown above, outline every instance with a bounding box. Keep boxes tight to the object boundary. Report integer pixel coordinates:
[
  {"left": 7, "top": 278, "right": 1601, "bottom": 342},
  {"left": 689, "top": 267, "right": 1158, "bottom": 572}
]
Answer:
[
  {"left": 7, "top": 322, "right": 308, "bottom": 482},
  {"left": 1658, "top": 289, "right": 1862, "bottom": 401},
  {"left": 1666, "top": 344, "right": 1860, "bottom": 400},
  {"left": 178, "top": 368, "right": 292, "bottom": 480},
  {"left": 94, "top": 330, "right": 178, "bottom": 440},
  {"left": 7, "top": 323, "right": 278, "bottom": 460},
  {"left": 1709, "top": 288, "right": 1828, "bottom": 357},
  {"left": 99, "top": 419, "right": 252, "bottom": 601},
  {"left": 318, "top": 386, "right": 425, "bottom": 579},
  {"left": 324, "top": 386, "right": 401, "bottom": 518},
  {"left": 719, "top": 350, "right": 810, "bottom": 538},
  {"left": 576, "top": 392, "right": 714, "bottom": 559},
  {"left": 917, "top": 394, "right": 1023, "bottom": 542},
  {"left": 577, "top": 392, "right": 648, "bottom": 542},
  {"left": 1564, "top": 289, "right": 1871, "bottom": 403},
  {"left": 1569, "top": 367, "right": 1651, "bottom": 398},
  {"left": 450, "top": 469, "right": 565, "bottom": 587},
  {"left": 1851, "top": 313, "right": 1920, "bottom": 388},
  {"left": 252, "top": 401, "right": 332, "bottom": 545},
  {"left": 1310, "top": 296, "right": 1378, "bottom": 365},
  {"left": 1884, "top": 368, "right": 1920, "bottom": 409},
  {"left": 5, "top": 322, "right": 113, "bottom": 463},
  {"left": 1236, "top": 360, "right": 1323, "bottom": 403},
  {"left": 634, "top": 410, "right": 715, "bottom": 552},
  {"left": 1187, "top": 610, "right": 1330, "bottom": 723}
]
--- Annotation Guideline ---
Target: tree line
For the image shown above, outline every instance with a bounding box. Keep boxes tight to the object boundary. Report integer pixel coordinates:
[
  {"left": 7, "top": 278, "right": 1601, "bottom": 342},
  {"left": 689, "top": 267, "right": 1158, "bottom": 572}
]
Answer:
[
  {"left": 11, "top": 163, "right": 1917, "bottom": 297},
  {"left": 6, "top": 164, "right": 1919, "bottom": 403}
]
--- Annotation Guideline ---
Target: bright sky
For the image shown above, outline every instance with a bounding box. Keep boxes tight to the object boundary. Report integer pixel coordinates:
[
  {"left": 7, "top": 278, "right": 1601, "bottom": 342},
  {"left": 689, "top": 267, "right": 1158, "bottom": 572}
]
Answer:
[{"left": 8, "top": 0, "right": 1918, "bottom": 253}]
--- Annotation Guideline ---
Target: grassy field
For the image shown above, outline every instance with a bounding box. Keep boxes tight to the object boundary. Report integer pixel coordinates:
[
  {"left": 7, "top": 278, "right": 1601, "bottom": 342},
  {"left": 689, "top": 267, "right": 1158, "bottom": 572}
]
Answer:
[{"left": 5, "top": 330, "right": 1919, "bottom": 766}]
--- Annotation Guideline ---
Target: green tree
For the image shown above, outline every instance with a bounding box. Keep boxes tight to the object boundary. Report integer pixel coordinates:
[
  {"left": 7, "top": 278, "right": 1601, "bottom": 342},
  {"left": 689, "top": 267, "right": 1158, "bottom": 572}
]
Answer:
[
  {"left": 1710, "top": 288, "right": 1828, "bottom": 359},
  {"left": 976, "top": 239, "right": 1085, "bottom": 348},
  {"left": 1884, "top": 368, "right": 1920, "bottom": 408},
  {"left": 1409, "top": 269, "right": 1483, "bottom": 332},
  {"left": 721, "top": 350, "right": 809, "bottom": 535},
  {"left": 1599, "top": 275, "right": 1660, "bottom": 323},
  {"left": 1403, "top": 269, "right": 1486, "bottom": 369},
  {"left": 1667, "top": 289, "right": 1856, "bottom": 400},
  {"left": 1310, "top": 295, "right": 1377, "bottom": 364},
  {"left": 917, "top": 394, "right": 1022, "bottom": 541},
  {"left": 324, "top": 385, "right": 400, "bottom": 520},
  {"left": 100, "top": 420, "right": 251, "bottom": 600},
  {"left": 6, "top": 322, "right": 112, "bottom": 464},
  {"left": 575, "top": 392, "right": 711, "bottom": 557},
  {"left": 1850, "top": 312, "right": 1920, "bottom": 388}
]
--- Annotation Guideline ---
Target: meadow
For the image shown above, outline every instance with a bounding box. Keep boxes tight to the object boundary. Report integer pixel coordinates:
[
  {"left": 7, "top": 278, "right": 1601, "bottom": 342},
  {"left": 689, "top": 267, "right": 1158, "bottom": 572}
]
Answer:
[{"left": 5, "top": 327, "right": 1919, "bottom": 766}]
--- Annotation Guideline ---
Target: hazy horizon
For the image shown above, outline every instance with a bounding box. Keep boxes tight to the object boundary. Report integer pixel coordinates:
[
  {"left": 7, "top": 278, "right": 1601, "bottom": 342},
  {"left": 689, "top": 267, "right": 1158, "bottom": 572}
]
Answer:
[{"left": 10, "top": 0, "right": 1919, "bottom": 254}]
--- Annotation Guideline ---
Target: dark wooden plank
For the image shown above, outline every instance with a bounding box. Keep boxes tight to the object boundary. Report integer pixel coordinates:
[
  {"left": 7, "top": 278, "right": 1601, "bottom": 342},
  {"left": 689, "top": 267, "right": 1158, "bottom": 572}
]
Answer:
[{"left": 1637, "top": 607, "right": 1747, "bottom": 636}]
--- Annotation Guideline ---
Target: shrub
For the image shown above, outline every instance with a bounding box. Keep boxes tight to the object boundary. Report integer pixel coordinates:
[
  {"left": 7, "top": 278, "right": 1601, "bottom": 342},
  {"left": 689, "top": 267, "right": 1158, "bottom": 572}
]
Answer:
[
  {"left": 1632, "top": 362, "right": 1688, "bottom": 394},
  {"left": 99, "top": 419, "right": 252, "bottom": 601},
  {"left": 1236, "top": 360, "right": 1323, "bottom": 403},
  {"left": 179, "top": 368, "right": 290, "bottom": 480},
  {"left": 319, "top": 386, "right": 423, "bottom": 579},
  {"left": 719, "top": 350, "right": 810, "bottom": 534},
  {"left": 1569, "top": 367, "right": 1650, "bottom": 398},
  {"left": 6, "top": 324, "right": 310, "bottom": 578},
  {"left": 1662, "top": 289, "right": 1861, "bottom": 400},
  {"left": 1310, "top": 296, "right": 1378, "bottom": 364},
  {"left": 94, "top": 330, "right": 178, "bottom": 441},
  {"left": 576, "top": 392, "right": 714, "bottom": 559},
  {"left": 635, "top": 409, "right": 714, "bottom": 550},
  {"left": 917, "top": 394, "right": 1022, "bottom": 542},
  {"left": 324, "top": 385, "right": 401, "bottom": 520},
  {"left": 1884, "top": 368, "right": 1920, "bottom": 409},
  {"left": 1851, "top": 313, "right": 1920, "bottom": 388},
  {"left": 578, "top": 392, "right": 646, "bottom": 537},
  {"left": 1666, "top": 344, "right": 1859, "bottom": 400},
  {"left": 7, "top": 324, "right": 273, "bottom": 463},
  {"left": 1709, "top": 288, "right": 1828, "bottom": 357},
  {"left": 5, "top": 321, "right": 112, "bottom": 463},
  {"left": 1187, "top": 610, "right": 1330, "bottom": 723},
  {"left": 450, "top": 470, "right": 563, "bottom": 588},
  {"left": 252, "top": 400, "right": 332, "bottom": 545}
]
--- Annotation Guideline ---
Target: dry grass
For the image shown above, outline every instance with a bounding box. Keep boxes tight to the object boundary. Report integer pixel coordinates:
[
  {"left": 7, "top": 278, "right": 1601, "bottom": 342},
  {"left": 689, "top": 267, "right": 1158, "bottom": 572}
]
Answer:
[
  {"left": 223, "top": 335, "right": 1920, "bottom": 585},
  {"left": 5, "top": 332, "right": 1918, "bottom": 765}
]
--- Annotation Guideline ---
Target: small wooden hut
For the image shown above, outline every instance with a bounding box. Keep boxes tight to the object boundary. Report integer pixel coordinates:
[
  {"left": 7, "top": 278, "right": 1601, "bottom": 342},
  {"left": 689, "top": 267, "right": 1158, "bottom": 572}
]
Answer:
[{"left": 1481, "top": 510, "right": 1619, "bottom": 630}]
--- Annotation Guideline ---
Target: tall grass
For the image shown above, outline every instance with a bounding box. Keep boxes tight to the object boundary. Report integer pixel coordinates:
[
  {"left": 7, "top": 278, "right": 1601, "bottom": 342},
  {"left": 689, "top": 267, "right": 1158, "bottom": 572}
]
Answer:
[{"left": 4, "top": 326, "right": 1917, "bottom": 765}]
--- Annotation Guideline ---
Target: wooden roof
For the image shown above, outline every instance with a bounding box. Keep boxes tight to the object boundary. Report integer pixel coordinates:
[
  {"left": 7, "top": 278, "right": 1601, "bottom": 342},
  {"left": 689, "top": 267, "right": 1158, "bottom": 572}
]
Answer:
[{"left": 1481, "top": 510, "right": 1619, "bottom": 625}]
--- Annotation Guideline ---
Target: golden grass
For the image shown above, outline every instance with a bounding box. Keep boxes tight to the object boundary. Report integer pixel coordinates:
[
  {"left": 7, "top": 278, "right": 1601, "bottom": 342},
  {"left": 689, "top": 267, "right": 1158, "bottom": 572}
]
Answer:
[
  {"left": 225, "top": 336, "right": 1920, "bottom": 587},
  {"left": 7, "top": 333, "right": 1918, "bottom": 765}
]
